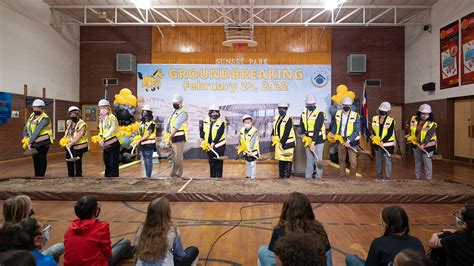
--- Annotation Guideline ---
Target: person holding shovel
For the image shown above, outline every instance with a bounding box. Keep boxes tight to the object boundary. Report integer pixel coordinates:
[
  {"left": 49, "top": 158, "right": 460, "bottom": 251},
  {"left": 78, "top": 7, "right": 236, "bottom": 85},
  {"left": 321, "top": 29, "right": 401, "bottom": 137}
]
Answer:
[
  {"left": 97, "top": 99, "right": 120, "bottom": 177},
  {"left": 200, "top": 104, "right": 226, "bottom": 178},
  {"left": 135, "top": 104, "right": 156, "bottom": 178},
  {"left": 370, "top": 101, "right": 396, "bottom": 180},
  {"left": 272, "top": 102, "right": 296, "bottom": 179},
  {"left": 329, "top": 96, "right": 360, "bottom": 177},
  {"left": 22, "top": 99, "right": 53, "bottom": 177},
  {"left": 407, "top": 104, "right": 437, "bottom": 180},
  {"left": 300, "top": 95, "right": 327, "bottom": 179},
  {"left": 61, "top": 106, "right": 88, "bottom": 177},
  {"left": 238, "top": 114, "right": 260, "bottom": 179}
]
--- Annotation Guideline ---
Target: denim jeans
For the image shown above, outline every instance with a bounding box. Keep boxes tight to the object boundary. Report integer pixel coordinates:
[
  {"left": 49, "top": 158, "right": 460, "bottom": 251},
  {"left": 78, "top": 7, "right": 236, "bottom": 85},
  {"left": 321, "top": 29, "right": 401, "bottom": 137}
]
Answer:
[{"left": 141, "top": 148, "right": 154, "bottom": 177}]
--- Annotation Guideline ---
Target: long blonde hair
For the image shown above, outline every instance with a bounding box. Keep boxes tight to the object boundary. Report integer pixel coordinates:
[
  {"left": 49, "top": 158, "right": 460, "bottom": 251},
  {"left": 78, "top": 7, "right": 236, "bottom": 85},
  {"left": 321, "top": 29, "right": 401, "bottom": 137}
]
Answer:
[
  {"left": 3, "top": 195, "right": 32, "bottom": 224},
  {"left": 136, "top": 197, "right": 173, "bottom": 261}
]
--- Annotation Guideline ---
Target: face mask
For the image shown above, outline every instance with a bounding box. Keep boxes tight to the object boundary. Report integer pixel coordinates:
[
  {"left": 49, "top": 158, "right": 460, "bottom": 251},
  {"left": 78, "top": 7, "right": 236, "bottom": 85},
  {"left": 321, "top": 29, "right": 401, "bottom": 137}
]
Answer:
[
  {"left": 421, "top": 114, "right": 429, "bottom": 120},
  {"left": 306, "top": 105, "right": 316, "bottom": 111},
  {"left": 41, "top": 224, "right": 51, "bottom": 243},
  {"left": 70, "top": 117, "right": 78, "bottom": 123},
  {"left": 173, "top": 104, "right": 180, "bottom": 110},
  {"left": 278, "top": 110, "right": 286, "bottom": 116},
  {"left": 244, "top": 123, "right": 252, "bottom": 129},
  {"left": 211, "top": 113, "right": 220, "bottom": 119},
  {"left": 379, "top": 111, "right": 387, "bottom": 116},
  {"left": 95, "top": 207, "right": 101, "bottom": 218},
  {"left": 343, "top": 107, "right": 351, "bottom": 112},
  {"left": 455, "top": 216, "right": 465, "bottom": 228},
  {"left": 33, "top": 111, "right": 42, "bottom": 116},
  {"left": 100, "top": 108, "right": 108, "bottom": 116}
]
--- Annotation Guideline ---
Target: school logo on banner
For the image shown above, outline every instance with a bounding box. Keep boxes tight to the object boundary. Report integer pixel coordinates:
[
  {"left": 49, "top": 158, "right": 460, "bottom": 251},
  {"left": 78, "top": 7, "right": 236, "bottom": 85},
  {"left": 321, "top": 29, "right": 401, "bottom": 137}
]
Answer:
[{"left": 311, "top": 69, "right": 330, "bottom": 88}]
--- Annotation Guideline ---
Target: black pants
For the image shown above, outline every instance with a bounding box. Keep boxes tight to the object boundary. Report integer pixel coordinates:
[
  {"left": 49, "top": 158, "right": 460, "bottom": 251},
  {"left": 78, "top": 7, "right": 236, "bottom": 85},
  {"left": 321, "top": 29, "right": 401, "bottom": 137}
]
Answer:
[
  {"left": 32, "top": 144, "right": 49, "bottom": 177},
  {"left": 108, "top": 238, "right": 134, "bottom": 266},
  {"left": 66, "top": 148, "right": 85, "bottom": 177},
  {"left": 278, "top": 161, "right": 292, "bottom": 178},
  {"left": 207, "top": 145, "right": 225, "bottom": 178},
  {"left": 103, "top": 141, "right": 120, "bottom": 177},
  {"left": 174, "top": 246, "right": 199, "bottom": 266}
]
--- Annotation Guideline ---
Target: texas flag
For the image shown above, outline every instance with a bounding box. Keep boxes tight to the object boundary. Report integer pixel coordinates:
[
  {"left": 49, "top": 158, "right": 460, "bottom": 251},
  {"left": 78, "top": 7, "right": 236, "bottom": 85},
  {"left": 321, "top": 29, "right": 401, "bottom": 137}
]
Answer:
[{"left": 361, "top": 85, "right": 370, "bottom": 141}]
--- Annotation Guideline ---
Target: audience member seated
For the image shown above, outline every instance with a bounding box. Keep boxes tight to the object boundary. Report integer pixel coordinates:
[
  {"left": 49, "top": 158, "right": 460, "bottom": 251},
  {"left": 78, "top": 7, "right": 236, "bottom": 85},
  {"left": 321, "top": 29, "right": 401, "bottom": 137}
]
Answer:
[
  {"left": 392, "top": 249, "right": 432, "bottom": 266},
  {"left": 2, "top": 195, "right": 64, "bottom": 260},
  {"left": 63, "top": 195, "right": 134, "bottom": 266},
  {"left": 345, "top": 206, "right": 424, "bottom": 266},
  {"left": 427, "top": 203, "right": 474, "bottom": 266},
  {"left": 274, "top": 232, "right": 326, "bottom": 266},
  {"left": 135, "top": 196, "right": 199, "bottom": 266},
  {"left": 258, "top": 192, "right": 332, "bottom": 266},
  {"left": 0, "top": 250, "right": 36, "bottom": 266}
]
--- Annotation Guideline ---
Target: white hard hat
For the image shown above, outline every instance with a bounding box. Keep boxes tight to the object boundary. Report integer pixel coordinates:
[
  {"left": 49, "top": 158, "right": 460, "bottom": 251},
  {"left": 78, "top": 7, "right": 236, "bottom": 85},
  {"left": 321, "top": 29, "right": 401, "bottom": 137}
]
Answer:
[
  {"left": 142, "top": 104, "right": 152, "bottom": 112},
  {"left": 242, "top": 114, "right": 253, "bottom": 122},
  {"left": 305, "top": 95, "right": 316, "bottom": 104},
  {"left": 98, "top": 99, "right": 110, "bottom": 107},
  {"left": 378, "top": 101, "right": 391, "bottom": 112},
  {"left": 418, "top": 104, "right": 432, "bottom": 113},
  {"left": 209, "top": 104, "right": 220, "bottom": 111},
  {"left": 172, "top": 93, "right": 183, "bottom": 103},
  {"left": 341, "top": 97, "right": 353, "bottom": 105},
  {"left": 68, "top": 106, "right": 80, "bottom": 113},
  {"left": 32, "top": 99, "right": 45, "bottom": 107},
  {"left": 277, "top": 102, "right": 289, "bottom": 108}
]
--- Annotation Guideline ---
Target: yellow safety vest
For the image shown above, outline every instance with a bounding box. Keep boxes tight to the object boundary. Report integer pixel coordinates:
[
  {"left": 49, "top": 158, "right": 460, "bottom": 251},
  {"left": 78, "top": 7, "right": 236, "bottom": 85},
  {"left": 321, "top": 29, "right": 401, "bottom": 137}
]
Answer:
[
  {"left": 301, "top": 108, "right": 326, "bottom": 140},
  {"left": 65, "top": 119, "right": 88, "bottom": 150},
  {"left": 409, "top": 116, "right": 437, "bottom": 144},
  {"left": 99, "top": 114, "right": 120, "bottom": 144},
  {"left": 335, "top": 110, "right": 360, "bottom": 140},
  {"left": 139, "top": 120, "right": 157, "bottom": 145},
  {"left": 273, "top": 115, "right": 295, "bottom": 162},
  {"left": 26, "top": 112, "right": 53, "bottom": 143},
  {"left": 239, "top": 126, "right": 260, "bottom": 157},
  {"left": 371, "top": 115, "right": 396, "bottom": 146},
  {"left": 168, "top": 108, "right": 188, "bottom": 142},
  {"left": 203, "top": 117, "right": 226, "bottom": 148}
]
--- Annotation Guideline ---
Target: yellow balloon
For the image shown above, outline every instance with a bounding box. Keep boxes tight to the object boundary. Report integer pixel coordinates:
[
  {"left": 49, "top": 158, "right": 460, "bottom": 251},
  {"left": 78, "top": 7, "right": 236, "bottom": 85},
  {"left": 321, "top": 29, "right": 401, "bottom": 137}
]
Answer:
[
  {"left": 345, "top": 91, "right": 356, "bottom": 100},
  {"left": 120, "top": 88, "right": 132, "bottom": 97},
  {"left": 114, "top": 94, "right": 126, "bottom": 105},
  {"left": 336, "top": 84, "right": 348, "bottom": 95},
  {"left": 125, "top": 95, "right": 137, "bottom": 107}
]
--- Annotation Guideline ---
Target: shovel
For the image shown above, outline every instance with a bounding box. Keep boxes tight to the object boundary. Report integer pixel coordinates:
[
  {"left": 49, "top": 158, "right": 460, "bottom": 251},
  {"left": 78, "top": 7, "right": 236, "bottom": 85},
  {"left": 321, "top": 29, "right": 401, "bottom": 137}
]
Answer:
[
  {"left": 123, "top": 144, "right": 138, "bottom": 158},
  {"left": 379, "top": 145, "right": 402, "bottom": 159},
  {"left": 278, "top": 144, "right": 293, "bottom": 157},
  {"left": 210, "top": 147, "right": 229, "bottom": 160},
  {"left": 23, "top": 148, "right": 38, "bottom": 157},
  {"left": 309, "top": 147, "right": 331, "bottom": 167},
  {"left": 65, "top": 146, "right": 80, "bottom": 162}
]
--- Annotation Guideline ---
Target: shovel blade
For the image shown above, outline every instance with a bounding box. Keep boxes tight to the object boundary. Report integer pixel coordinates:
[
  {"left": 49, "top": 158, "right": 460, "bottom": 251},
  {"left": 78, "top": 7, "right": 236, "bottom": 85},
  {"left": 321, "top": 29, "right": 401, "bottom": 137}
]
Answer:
[
  {"left": 316, "top": 160, "right": 331, "bottom": 166},
  {"left": 23, "top": 148, "right": 38, "bottom": 157}
]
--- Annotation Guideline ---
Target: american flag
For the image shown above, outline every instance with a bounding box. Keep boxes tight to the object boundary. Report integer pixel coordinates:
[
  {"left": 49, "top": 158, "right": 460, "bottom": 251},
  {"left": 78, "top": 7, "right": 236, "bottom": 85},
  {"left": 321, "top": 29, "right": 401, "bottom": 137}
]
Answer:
[{"left": 361, "top": 84, "right": 370, "bottom": 141}]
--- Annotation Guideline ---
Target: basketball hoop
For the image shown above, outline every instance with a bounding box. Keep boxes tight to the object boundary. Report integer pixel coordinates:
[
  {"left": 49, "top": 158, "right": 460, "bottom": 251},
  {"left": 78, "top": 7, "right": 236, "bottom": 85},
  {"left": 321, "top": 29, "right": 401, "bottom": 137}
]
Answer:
[{"left": 222, "top": 39, "right": 257, "bottom": 62}]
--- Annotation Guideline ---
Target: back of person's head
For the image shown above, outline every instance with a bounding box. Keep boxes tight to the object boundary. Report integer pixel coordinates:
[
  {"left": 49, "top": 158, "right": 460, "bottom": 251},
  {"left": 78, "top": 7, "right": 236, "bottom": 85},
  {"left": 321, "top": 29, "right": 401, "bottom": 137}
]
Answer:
[
  {"left": 393, "top": 249, "right": 432, "bottom": 266},
  {"left": 279, "top": 192, "right": 315, "bottom": 225},
  {"left": 381, "top": 206, "right": 410, "bottom": 236},
  {"left": 459, "top": 203, "right": 474, "bottom": 237},
  {"left": 3, "top": 195, "right": 32, "bottom": 224},
  {"left": 274, "top": 233, "right": 326, "bottom": 266},
  {"left": 0, "top": 250, "right": 36, "bottom": 266},
  {"left": 0, "top": 222, "right": 27, "bottom": 252},
  {"left": 137, "top": 197, "right": 172, "bottom": 261},
  {"left": 74, "top": 195, "right": 99, "bottom": 220}
]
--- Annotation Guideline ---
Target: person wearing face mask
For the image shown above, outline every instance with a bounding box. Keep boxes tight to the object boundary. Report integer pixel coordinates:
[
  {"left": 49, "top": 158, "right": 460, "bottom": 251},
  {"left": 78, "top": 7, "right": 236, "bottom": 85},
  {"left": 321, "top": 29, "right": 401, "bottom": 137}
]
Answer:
[
  {"left": 272, "top": 102, "right": 295, "bottom": 179},
  {"left": 200, "top": 104, "right": 226, "bottom": 178},
  {"left": 23, "top": 99, "right": 53, "bottom": 177},
  {"left": 136, "top": 104, "right": 156, "bottom": 178},
  {"left": 300, "top": 95, "right": 327, "bottom": 179},
  {"left": 408, "top": 104, "right": 437, "bottom": 180},
  {"left": 63, "top": 195, "right": 133, "bottom": 266},
  {"left": 164, "top": 93, "right": 189, "bottom": 178},
  {"left": 239, "top": 115, "right": 260, "bottom": 179},
  {"left": 428, "top": 203, "right": 474, "bottom": 266},
  {"left": 329, "top": 96, "right": 360, "bottom": 177},
  {"left": 97, "top": 99, "right": 121, "bottom": 177},
  {"left": 64, "top": 106, "right": 88, "bottom": 177},
  {"left": 370, "top": 101, "right": 396, "bottom": 179}
]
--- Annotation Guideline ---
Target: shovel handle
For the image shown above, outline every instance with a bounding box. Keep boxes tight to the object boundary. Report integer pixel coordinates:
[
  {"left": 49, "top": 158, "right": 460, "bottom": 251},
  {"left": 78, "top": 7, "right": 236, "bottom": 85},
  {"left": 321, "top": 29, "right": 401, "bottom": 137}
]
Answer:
[
  {"left": 66, "top": 147, "right": 75, "bottom": 158},
  {"left": 379, "top": 145, "right": 392, "bottom": 158},
  {"left": 210, "top": 148, "right": 220, "bottom": 159}
]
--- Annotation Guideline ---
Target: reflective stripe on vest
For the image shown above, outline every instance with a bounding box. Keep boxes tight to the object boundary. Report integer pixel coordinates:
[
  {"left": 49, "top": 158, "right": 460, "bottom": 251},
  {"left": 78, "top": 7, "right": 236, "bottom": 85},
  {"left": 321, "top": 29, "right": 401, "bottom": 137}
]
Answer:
[
  {"left": 168, "top": 108, "right": 189, "bottom": 141},
  {"left": 301, "top": 108, "right": 327, "bottom": 140},
  {"left": 371, "top": 115, "right": 396, "bottom": 144},
  {"left": 99, "top": 114, "right": 120, "bottom": 143},
  {"left": 409, "top": 116, "right": 437, "bottom": 144},
  {"left": 27, "top": 112, "right": 53, "bottom": 143},
  {"left": 139, "top": 120, "right": 157, "bottom": 145},
  {"left": 203, "top": 117, "right": 226, "bottom": 147},
  {"left": 335, "top": 110, "right": 360, "bottom": 140},
  {"left": 65, "top": 119, "right": 89, "bottom": 149},
  {"left": 239, "top": 126, "right": 260, "bottom": 156},
  {"left": 273, "top": 115, "right": 295, "bottom": 144}
]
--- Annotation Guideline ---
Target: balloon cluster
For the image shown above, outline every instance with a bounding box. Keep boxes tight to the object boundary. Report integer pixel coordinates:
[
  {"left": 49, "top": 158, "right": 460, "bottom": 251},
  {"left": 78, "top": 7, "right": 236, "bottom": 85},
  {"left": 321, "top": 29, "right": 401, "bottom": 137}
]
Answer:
[
  {"left": 331, "top": 85, "right": 356, "bottom": 104},
  {"left": 119, "top": 122, "right": 140, "bottom": 149},
  {"left": 113, "top": 88, "right": 140, "bottom": 150}
]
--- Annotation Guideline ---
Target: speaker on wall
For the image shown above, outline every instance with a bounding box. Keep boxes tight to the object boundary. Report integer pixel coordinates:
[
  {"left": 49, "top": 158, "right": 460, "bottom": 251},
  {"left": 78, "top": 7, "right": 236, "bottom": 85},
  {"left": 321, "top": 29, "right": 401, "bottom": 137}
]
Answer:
[
  {"left": 347, "top": 54, "right": 366, "bottom": 74},
  {"left": 116, "top": 53, "right": 136, "bottom": 74},
  {"left": 422, "top": 82, "right": 436, "bottom": 91}
]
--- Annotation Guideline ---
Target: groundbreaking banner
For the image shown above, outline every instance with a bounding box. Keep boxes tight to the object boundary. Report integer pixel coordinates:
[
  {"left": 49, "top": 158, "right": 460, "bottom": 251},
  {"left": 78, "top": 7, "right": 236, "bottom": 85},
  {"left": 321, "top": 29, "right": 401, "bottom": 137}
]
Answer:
[
  {"left": 440, "top": 21, "right": 460, "bottom": 89},
  {"left": 461, "top": 12, "right": 474, "bottom": 85},
  {"left": 137, "top": 64, "right": 331, "bottom": 159}
]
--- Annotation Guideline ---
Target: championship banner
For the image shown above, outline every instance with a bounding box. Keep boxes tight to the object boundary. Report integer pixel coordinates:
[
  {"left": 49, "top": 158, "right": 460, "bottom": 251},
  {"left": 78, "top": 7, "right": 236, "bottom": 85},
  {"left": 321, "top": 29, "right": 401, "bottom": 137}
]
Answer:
[
  {"left": 461, "top": 12, "right": 474, "bottom": 85},
  {"left": 137, "top": 64, "right": 331, "bottom": 159},
  {"left": 440, "top": 21, "right": 460, "bottom": 89}
]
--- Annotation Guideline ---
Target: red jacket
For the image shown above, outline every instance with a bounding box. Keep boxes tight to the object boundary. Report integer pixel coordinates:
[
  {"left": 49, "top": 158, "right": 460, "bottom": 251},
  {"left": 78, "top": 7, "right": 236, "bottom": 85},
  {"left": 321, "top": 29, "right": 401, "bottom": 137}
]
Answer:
[{"left": 64, "top": 219, "right": 112, "bottom": 266}]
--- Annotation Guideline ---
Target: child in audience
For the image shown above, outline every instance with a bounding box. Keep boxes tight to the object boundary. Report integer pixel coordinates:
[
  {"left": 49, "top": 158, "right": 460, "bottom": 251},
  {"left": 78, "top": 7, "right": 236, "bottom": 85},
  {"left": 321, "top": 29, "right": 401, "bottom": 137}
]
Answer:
[
  {"left": 258, "top": 192, "right": 332, "bottom": 266},
  {"left": 345, "top": 206, "right": 424, "bottom": 266},
  {"left": 274, "top": 232, "right": 326, "bottom": 266},
  {"left": 427, "top": 203, "right": 474, "bottom": 266},
  {"left": 135, "top": 196, "right": 199, "bottom": 266},
  {"left": 392, "top": 249, "right": 432, "bottom": 266},
  {"left": 63, "top": 195, "right": 133, "bottom": 266},
  {"left": 0, "top": 250, "right": 36, "bottom": 266}
]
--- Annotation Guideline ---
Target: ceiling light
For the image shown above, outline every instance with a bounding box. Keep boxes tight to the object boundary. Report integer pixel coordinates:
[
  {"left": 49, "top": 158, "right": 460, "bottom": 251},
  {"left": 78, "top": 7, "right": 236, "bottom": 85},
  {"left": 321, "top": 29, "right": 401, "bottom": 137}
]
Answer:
[
  {"left": 133, "top": 0, "right": 151, "bottom": 10},
  {"left": 324, "top": 0, "right": 345, "bottom": 11}
]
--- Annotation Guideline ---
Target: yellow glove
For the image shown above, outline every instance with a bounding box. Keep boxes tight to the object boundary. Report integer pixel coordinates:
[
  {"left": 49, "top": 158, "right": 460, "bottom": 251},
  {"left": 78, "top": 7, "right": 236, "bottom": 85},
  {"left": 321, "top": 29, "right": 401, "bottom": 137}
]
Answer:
[
  {"left": 327, "top": 134, "right": 337, "bottom": 144},
  {"left": 200, "top": 140, "right": 211, "bottom": 152},
  {"left": 237, "top": 142, "right": 248, "bottom": 154},
  {"left": 59, "top": 137, "right": 71, "bottom": 148},
  {"left": 132, "top": 135, "right": 142, "bottom": 145},
  {"left": 371, "top": 136, "right": 381, "bottom": 146},
  {"left": 91, "top": 135, "right": 102, "bottom": 144},
  {"left": 406, "top": 135, "right": 418, "bottom": 145},
  {"left": 21, "top": 137, "right": 30, "bottom": 150},
  {"left": 302, "top": 136, "right": 313, "bottom": 147},
  {"left": 336, "top": 135, "right": 345, "bottom": 144},
  {"left": 271, "top": 136, "right": 280, "bottom": 147},
  {"left": 162, "top": 132, "right": 171, "bottom": 144}
]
